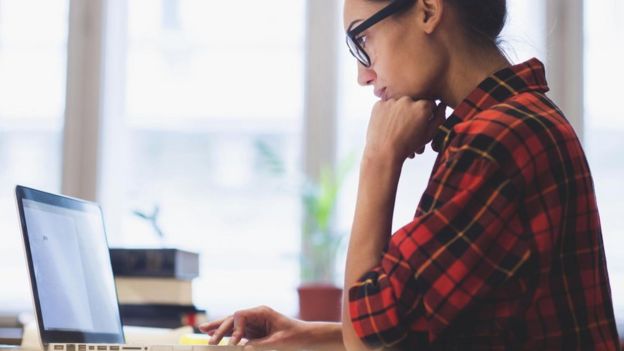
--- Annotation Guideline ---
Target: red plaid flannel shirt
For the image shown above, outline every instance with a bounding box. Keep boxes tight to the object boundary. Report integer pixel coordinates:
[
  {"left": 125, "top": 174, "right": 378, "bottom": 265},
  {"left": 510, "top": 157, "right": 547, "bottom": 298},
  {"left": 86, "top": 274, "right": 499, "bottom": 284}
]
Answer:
[{"left": 348, "top": 58, "right": 620, "bottom": 350}]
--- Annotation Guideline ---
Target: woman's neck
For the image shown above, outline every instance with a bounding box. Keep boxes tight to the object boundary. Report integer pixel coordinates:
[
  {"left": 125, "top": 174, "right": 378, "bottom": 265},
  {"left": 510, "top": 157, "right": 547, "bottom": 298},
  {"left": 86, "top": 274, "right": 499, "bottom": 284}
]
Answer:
[{"left": 441, "top": 45, "right": 511, "bottom": 109}]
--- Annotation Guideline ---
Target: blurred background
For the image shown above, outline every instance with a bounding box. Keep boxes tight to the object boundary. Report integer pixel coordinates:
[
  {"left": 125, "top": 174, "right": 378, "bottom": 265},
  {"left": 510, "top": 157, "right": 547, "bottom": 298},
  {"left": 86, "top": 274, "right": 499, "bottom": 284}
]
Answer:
[{"left": 0, "top": 0, "right": 621, "bottom": 335}]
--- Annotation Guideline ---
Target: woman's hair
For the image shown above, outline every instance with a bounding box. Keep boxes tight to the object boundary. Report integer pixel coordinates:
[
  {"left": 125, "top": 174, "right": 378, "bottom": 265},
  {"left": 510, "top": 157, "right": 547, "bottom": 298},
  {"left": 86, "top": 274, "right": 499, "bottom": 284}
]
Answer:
[
  {"left": 446, "top": 0, "right": 507, "bottom": 48},
  {"left": 377, "top": 0, "right": 507, "bottom": 49}
]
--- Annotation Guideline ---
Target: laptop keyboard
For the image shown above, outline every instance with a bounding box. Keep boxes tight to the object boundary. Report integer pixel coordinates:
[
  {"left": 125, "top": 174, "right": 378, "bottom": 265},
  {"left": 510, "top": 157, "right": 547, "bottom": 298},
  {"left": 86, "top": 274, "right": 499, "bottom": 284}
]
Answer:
[
  {"left": 48, "top": 345, "right": 242, "bottom": 351},
  {"left": 50, "top": 345, "right": 148, "bottom": 351}
]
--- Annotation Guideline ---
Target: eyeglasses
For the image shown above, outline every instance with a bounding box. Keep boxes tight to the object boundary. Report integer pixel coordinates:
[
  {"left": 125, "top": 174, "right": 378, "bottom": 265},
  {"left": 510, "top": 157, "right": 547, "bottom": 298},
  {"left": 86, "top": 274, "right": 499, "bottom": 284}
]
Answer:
[{"left": 346, "top": 0, "right": 416, "bottom": 67}]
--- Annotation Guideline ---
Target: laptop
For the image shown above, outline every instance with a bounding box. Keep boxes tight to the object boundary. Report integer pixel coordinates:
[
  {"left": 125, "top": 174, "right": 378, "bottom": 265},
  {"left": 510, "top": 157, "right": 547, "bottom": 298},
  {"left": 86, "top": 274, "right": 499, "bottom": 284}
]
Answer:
[{"left": 15, "top": 185, "right": 239, "bottom": 351}]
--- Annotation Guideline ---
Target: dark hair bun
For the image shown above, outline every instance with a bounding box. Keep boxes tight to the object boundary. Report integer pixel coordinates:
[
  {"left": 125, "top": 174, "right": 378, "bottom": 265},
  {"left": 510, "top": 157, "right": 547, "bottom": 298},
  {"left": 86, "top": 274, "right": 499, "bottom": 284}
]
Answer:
[{"left": 450, "top": 0, "right": 507, "bottom": 45}]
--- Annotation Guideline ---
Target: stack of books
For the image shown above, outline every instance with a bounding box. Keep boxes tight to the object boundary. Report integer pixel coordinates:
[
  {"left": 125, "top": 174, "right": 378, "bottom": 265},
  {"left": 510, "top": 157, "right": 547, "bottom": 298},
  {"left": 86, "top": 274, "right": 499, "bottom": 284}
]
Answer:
[
  {"left": 110, "top": 248, "right": 206, "bottom": 329},
  {"left": 0, "top": 313, "right": 23, "bottom": 346}
]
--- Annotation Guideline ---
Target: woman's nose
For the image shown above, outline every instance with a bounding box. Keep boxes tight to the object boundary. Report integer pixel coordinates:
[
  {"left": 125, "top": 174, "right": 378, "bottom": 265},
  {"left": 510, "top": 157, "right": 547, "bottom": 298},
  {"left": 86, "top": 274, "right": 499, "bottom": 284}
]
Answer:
[{"left": 357, "top": 64, "right": 376, "bottom": 86}]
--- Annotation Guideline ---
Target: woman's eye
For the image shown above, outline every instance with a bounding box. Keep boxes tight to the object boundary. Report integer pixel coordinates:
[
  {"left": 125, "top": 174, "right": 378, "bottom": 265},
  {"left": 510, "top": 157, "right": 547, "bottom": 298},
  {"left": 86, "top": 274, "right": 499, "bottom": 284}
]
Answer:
[{"left": 356, "top": 35, "right": 367, "bottom": 47}]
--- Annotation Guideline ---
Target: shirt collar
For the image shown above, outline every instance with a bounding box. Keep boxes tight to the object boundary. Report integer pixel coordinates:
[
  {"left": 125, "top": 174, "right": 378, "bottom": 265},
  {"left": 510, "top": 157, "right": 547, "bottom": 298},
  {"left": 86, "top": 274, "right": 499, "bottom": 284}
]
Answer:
[{"left": 431, "top": 58, "right": 550, "bottom": 153}]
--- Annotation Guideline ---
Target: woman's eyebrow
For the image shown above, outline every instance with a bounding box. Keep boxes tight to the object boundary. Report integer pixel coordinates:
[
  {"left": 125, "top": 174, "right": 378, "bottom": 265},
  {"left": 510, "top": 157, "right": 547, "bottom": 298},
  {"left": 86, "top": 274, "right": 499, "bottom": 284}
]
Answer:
[{"left": 347, "top": 19, "right": 364, "bottom": 32}]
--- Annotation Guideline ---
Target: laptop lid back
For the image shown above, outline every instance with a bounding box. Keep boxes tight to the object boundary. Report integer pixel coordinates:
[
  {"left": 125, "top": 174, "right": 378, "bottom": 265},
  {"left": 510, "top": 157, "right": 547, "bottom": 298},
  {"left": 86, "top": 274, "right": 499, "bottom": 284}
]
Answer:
[{"left": 15, "top": 185, "right": 124, "bottom": 344}]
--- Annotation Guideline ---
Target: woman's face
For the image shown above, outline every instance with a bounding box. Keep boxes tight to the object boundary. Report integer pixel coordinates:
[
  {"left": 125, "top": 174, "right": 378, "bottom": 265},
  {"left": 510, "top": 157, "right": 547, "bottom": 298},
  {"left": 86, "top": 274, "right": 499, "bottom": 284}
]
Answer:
[{"left": 343, "top": 0, "right": 448, "bottom": 101}]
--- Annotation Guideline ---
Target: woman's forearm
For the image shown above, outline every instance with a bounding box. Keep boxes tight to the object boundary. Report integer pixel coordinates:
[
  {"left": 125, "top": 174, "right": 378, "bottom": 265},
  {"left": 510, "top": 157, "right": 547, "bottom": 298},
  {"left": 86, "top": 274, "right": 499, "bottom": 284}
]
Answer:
[
  {"left": 342, "top": 151, "right": 403, "bottom": 350},
  {"left": 303, "top": 322, "right": 345, "bottom": 351}
]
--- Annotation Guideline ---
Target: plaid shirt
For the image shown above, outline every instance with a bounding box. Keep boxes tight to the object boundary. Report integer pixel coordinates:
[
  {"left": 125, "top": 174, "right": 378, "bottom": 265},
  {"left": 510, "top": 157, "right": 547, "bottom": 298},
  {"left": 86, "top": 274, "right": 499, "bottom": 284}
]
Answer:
[{"left": 348, "top": 58, "right": 620, "bottom": 350}]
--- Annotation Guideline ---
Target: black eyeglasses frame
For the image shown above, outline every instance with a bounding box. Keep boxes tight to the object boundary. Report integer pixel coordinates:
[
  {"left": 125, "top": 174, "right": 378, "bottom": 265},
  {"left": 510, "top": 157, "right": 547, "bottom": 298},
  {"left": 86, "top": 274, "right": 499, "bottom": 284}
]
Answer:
[{"left": 346, "top": 0, "right": 416, "bottom": 67}]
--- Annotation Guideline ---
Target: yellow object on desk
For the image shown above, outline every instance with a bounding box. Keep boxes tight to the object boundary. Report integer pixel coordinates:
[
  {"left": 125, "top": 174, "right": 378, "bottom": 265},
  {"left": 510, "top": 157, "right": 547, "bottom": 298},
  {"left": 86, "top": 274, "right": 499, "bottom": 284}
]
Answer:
[{"left": 179, "top": 333, "right": 232, "bottom": 346}]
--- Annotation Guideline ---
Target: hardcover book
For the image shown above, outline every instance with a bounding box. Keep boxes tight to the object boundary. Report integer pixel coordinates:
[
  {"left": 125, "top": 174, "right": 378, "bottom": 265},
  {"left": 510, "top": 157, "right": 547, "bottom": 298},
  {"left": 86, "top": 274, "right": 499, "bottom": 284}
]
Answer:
[
  {"left": 109, "top": 248, "right": 199, "bottom": 280},
  {"left": 115, "top": 277, "right": 193, "bottom": 305}
]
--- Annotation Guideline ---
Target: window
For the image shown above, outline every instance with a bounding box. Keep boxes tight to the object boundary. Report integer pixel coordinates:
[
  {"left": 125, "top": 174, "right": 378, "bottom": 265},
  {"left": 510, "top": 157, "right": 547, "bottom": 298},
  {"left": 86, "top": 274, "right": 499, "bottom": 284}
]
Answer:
[
  {"left": 103, "top": 0, "right": 305, "bottom": 317},
  {"left": 0, "top": 0, "right": 68, "bottom": 312},
  {"left": 584, "top": 0, "right": 624, "bottom": 322}
]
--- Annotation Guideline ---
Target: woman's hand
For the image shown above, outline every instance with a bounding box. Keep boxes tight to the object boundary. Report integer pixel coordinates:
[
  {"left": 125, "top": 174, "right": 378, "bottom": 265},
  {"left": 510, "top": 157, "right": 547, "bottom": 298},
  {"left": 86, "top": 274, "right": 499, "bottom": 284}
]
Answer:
[
  {"left": 365, "top": 98, "right": 446, "bottom": 162},
  {"left": 199, "top": 306, "right": 343, "bottom": 351}
]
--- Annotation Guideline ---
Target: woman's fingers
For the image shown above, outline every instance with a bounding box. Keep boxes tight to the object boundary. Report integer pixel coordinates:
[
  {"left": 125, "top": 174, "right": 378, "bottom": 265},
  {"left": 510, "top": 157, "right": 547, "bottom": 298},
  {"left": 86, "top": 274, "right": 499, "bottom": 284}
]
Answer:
[
  {"left": 428, "top": 102, "right": 447, "bottom": 136},
  {"left": 198, "top": 318, "right": 225, "bottom": 333},
  {"left": 409, "top": 102, "right": 445, "bottom": 157},
  {"left": 208, "top": 317, "right": 234, "bottom": 345},
  {"left": 229, "top": 312, "right": 248, "bottom": 345},
  {"left": 422, "top": 102, "right": 447, "bottom": 153},
  {"left": 435, "top": 102, "right": 447, "bottom": 118}
]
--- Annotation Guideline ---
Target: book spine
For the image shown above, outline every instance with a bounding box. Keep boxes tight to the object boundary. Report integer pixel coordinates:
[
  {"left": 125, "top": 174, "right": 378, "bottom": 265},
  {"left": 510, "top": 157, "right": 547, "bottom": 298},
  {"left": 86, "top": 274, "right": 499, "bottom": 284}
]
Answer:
[
  {"left": 109, "top": 249, "right": 199, "bottom": 280},
  {"left": 118, "top": 304, "right": 206, "bottom": 328}
]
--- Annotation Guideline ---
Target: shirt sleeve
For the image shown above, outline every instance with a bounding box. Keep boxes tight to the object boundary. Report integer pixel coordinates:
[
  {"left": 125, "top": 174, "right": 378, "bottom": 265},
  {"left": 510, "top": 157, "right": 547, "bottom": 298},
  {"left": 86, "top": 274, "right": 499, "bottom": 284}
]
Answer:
[{"left": 348, "top": 146, "right": 531, "bottom": 348}]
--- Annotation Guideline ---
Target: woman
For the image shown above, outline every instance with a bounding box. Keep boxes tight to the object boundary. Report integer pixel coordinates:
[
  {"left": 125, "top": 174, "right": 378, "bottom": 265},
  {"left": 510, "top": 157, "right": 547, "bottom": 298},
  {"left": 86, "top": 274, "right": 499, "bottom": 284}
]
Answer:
[{"left": 200, "top": 0, "right": 620, "bottom": 349}]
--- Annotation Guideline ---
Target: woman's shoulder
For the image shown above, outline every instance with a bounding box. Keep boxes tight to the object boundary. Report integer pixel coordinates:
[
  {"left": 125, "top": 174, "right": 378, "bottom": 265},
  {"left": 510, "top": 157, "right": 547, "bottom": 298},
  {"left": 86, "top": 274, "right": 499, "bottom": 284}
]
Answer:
[
  {"left": 444, "top": 91, "right": 581, "bottom": 177},
  {"left": 452, "top": 91, "right": 576, "bottom": 150}
]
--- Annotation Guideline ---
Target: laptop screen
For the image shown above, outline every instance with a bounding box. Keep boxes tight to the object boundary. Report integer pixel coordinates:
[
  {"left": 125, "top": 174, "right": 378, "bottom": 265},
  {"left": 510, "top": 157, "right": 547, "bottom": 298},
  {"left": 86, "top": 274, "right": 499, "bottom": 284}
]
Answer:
[{"left": 16, "top": 186, "right": 124, "bottom": 344}]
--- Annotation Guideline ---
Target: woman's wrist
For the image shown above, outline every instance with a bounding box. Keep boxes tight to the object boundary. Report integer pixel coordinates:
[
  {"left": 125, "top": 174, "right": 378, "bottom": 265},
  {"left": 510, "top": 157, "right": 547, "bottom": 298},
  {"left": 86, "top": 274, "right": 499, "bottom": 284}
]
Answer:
[
  {"left": 347, "top": 144, "right": 403, "bottom": 273},
  {"left": 361, "top": 145, "right": 404, "bottom": 174},
  {"left": 300, "top": 322, "right": 344, "bottom": 351}
]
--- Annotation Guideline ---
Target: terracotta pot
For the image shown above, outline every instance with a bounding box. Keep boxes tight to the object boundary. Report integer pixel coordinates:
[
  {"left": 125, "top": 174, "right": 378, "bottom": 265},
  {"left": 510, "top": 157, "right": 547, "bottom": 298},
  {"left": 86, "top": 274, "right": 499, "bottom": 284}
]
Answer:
[{"left": 297, "top": 283, "right": 342, "bottom": 322}]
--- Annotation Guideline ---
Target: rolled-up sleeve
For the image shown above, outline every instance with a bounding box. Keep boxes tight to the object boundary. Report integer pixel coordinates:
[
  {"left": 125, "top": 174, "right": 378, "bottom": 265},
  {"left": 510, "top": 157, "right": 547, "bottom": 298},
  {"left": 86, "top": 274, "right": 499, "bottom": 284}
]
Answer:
[{"left": 348, "top": 147, "right": 531, "bottom": 348}]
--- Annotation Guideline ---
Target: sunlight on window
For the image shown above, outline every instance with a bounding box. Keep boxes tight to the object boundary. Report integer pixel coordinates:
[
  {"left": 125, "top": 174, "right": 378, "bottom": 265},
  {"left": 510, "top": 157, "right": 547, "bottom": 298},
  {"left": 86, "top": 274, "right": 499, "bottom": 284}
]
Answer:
[
  {"left": 111, "top": 0, "right": 305, "bottom": 318},
  {"left": 126, "top": 0, "right": 303, "bottom": 126},
  {"left": 0, "top": 0, "right": 67, "bottom": 312},
  {"left": 584, "top": 0, "right": 624, "bottom": 321},
  {"left": 500, "top": 0, "right": 546, "bottom": 63}
]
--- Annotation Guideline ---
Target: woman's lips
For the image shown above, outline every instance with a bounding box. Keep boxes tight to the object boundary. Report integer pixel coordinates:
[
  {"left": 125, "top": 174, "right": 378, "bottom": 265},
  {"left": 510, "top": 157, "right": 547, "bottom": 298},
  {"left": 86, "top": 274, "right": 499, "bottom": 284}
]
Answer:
[{"left": 374, "top": 87, "right": 387, "bottom": 100}]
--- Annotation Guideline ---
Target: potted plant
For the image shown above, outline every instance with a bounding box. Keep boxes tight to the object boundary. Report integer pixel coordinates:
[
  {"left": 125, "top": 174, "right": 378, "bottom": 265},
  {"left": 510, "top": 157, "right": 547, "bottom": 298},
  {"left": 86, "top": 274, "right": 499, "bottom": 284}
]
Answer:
[
  {"left": 297, "top": 156, "right": 354, "bottom": 322},
  {"left": 255, "top": 140, "right": 354, "bottom": 321},
  {"left": 133, "top": 205, "right": 166, "bottom": 243}
]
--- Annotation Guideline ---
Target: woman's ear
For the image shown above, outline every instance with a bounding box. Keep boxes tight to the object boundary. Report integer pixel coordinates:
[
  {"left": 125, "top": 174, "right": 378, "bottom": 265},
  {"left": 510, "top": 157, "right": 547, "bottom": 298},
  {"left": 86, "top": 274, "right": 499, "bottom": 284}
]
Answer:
[{"left": 420, "top": 0, "right": 444, "bottom": 34}]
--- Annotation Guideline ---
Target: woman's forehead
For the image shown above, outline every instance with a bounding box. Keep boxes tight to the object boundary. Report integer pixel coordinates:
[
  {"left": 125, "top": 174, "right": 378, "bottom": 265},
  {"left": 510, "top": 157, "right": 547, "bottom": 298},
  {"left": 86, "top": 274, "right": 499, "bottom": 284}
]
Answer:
[{"left": 343, "top": 0, "right": 380, "bottom": 30}]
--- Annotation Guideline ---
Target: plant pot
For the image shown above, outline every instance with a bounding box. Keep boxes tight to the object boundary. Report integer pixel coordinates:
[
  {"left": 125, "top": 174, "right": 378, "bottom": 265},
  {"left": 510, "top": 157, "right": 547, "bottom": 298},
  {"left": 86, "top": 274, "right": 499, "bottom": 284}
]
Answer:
[{"left": 297, "top": 283, "right": 342, "bottom": 322}]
